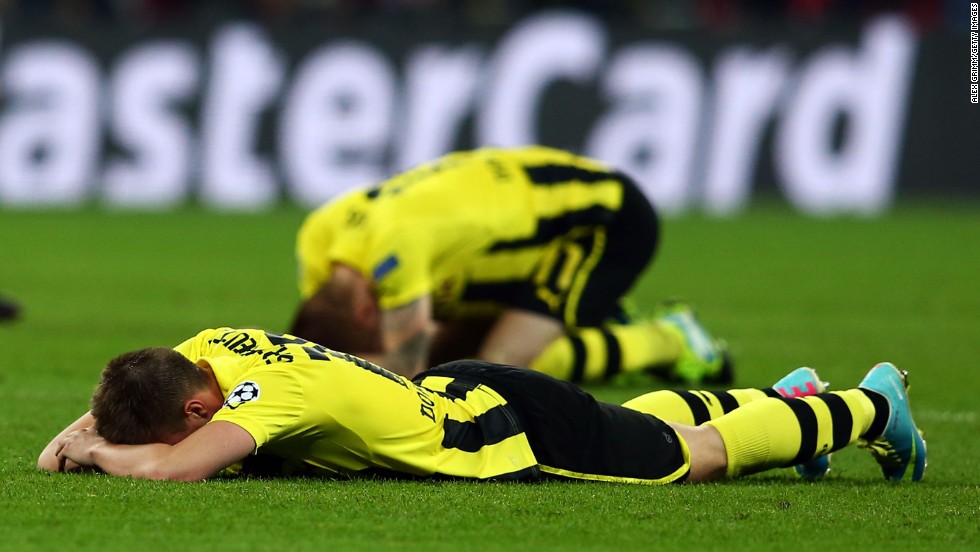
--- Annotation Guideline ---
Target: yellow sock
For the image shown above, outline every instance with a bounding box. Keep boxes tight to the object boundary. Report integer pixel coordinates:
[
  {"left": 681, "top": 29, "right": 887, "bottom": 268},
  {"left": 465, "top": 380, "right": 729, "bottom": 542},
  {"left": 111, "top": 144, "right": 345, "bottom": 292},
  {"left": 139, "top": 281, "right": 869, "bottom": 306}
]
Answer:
[
  {"left": 622, "top": 388, "right": 774, "bottom": 425},
  {"left": 705, "top": 389, "right": 883, "bottom": 477},
  {"left": 529, "top": 322, "right": 682, "bottom": 383}
]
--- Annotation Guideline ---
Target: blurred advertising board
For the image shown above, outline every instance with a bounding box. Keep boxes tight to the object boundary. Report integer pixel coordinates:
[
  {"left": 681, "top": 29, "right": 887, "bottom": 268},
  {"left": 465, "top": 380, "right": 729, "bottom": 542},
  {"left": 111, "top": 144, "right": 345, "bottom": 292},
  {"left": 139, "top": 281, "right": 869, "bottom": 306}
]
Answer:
[{"left": 0, "top": 11, "right": 974, "bottom": 213}]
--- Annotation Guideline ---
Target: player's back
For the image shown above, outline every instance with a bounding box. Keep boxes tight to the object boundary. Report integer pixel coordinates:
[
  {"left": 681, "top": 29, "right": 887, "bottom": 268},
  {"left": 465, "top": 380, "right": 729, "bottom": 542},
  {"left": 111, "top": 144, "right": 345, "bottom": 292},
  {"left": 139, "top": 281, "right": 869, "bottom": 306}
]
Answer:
[
  {"left": 297, "top": 146, "right": 630, "bottom": 314},
  {"left": 366, "top": 146, "right": 622, "bottom": 242},
  {"left": 176, "top": 328, "right": 538, "bottom": 479}
]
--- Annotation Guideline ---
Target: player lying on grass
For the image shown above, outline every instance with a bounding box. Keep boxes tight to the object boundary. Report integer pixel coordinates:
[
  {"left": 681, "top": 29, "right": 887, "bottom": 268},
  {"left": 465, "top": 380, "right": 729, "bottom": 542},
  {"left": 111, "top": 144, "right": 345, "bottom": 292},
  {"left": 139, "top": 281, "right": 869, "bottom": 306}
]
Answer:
[
  {"left": 289, "top": 145, "right": 729, "bottom": 385},
  {"left": 39, "top": 328, "right": 926, "bottom": 484}
]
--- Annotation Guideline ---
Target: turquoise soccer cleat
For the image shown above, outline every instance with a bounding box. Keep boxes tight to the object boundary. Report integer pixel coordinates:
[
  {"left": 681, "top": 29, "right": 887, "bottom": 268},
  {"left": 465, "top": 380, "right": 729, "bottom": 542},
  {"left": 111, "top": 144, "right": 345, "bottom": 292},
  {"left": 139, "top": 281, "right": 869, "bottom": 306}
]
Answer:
[
  {"left": 772, "top": 367, "right": 832, "bottom": 479},
  {"left": 656, "top": 302, "right": 732, "bottom": 385},
  {"left": 857, "top": 362, "right": 927, "bottom": 482}
]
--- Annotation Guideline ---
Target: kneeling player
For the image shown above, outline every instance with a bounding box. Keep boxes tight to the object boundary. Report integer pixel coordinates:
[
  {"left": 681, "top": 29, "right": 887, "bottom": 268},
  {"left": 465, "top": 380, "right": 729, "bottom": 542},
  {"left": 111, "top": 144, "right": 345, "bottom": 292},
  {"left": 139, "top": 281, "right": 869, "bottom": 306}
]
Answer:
[{"left": 289, "top": 146, "right": 729, "bottom": 385}]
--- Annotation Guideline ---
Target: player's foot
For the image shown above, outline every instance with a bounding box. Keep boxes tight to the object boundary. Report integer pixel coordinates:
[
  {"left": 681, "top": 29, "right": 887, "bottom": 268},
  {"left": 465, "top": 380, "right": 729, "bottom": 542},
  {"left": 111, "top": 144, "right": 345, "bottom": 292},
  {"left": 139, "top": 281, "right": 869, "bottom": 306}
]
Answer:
[
  {"left": 772, "top": 367, "right": 832, "bottom": 479},
  {"left": 856, "top": 362, "right": 927, "bottom": 482},
  {"left": 656, "top": 302, "right": 732, "bottom": 385},
  {"left": 0, "top": 296, "right": 20, "bottom": 322}
]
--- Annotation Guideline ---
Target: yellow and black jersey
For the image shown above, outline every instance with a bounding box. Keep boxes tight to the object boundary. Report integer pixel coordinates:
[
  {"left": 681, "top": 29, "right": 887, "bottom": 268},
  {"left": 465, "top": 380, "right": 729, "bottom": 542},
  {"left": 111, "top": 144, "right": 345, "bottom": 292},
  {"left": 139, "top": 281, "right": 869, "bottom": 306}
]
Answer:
[
  {"left": 296, "top": 146, "right": 649, "bottom": 325},
  {"left": 174, "top": 327, "right": 539, "bottom": 480}
]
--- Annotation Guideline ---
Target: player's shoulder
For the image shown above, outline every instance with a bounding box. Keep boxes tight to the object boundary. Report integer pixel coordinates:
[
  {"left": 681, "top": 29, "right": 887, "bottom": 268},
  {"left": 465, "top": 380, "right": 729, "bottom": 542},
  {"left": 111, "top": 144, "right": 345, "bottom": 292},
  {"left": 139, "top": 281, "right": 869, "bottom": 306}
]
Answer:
[
  {"left": 174, "top": 327, "right": 234, "bottom": 356},
  {"left": 179, "top": 328, "right": 292, "bottom": 361}
]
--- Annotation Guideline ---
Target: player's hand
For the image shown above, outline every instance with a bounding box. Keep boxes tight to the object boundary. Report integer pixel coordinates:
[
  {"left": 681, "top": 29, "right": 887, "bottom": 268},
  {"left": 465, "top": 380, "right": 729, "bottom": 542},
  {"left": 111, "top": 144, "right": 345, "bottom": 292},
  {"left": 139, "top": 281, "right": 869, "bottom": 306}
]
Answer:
[{"left": 55, "top": 427, "right": 106, "bottom": 471}]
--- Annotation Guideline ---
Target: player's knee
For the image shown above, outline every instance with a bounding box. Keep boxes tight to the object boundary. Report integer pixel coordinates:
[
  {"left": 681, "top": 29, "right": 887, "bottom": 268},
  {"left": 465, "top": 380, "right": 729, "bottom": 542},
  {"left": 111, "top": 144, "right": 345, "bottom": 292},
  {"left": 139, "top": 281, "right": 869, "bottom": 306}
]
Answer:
[
  {"left": 671, "top": 423, "right": 729, "bottom": 483},
  {"left": 480, "top": 346, "right": 541, "bottom": 370}
]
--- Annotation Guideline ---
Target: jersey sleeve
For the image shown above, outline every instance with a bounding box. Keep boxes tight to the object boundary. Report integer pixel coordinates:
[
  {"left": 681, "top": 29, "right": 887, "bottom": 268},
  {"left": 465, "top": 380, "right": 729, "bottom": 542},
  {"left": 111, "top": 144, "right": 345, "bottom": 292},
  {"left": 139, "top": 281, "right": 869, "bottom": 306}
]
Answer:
[
  {"left": 209, "top": 367, "right": 304, "bottom": 451},
  {"left": 369, "top": 226, "right": 434, "bottom": 310}
]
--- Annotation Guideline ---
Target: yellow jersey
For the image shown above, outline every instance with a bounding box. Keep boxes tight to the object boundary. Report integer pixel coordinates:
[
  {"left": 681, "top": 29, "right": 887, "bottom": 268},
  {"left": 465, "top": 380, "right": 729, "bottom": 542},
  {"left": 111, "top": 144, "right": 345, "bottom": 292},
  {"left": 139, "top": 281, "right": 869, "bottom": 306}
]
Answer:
[
  {"left": 296, "top": 146, "right": 627, "bottom": 321},
  {"left": 174, "top": 327, "right": 539, "bottom": 480}
]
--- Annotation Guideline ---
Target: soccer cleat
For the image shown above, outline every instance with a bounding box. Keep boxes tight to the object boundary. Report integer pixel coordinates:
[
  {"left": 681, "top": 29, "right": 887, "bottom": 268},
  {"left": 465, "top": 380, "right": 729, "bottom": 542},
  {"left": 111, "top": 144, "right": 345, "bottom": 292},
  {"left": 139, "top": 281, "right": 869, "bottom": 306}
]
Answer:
[
  {"left": 0, "top": 296, "right": 20, "bottom": 322},
  {"left": 773, "top": 367, "right": 832, "bottom": 479},
  {"left": 656, "top": 302, "right": 732, "bottom": 385},
  {"left": 772, "top": 367, "right": 827, "bottom": 399},
  {"left": 856, "top": 362, "right": 927, "bottom": 482}
]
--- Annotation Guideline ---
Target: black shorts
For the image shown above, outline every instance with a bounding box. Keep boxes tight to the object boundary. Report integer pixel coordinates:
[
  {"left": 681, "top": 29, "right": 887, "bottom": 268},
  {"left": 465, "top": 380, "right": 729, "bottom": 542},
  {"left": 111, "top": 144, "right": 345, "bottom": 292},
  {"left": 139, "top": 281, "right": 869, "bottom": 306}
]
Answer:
[
  {"left": 417, "top": 360, "right": 690, "bottom": 484},
  {"left": 511, "top": 174, "right": 660, "bottom": 327}
]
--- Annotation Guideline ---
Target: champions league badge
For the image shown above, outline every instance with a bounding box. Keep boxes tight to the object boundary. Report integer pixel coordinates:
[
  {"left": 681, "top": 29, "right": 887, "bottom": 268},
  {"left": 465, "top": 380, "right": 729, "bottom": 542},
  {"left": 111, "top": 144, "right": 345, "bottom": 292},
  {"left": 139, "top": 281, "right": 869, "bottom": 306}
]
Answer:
[{"left": 224, "top": 381, "right": 261, "bottom": 409}]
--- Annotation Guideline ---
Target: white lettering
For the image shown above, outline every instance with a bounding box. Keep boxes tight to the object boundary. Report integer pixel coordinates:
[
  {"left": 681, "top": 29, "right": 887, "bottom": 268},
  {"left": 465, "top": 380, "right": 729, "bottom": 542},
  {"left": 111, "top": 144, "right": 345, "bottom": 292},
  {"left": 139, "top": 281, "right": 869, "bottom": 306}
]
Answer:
[
  {"left": 200, "top": 24, "right": 285, "bottom": 209},
  {"left": 104, "top": 42, "right": 198, "bottom": 207},
  {"left": 0, "top": 13, "right": 918, "bottom": 215},
  {"left": 281, "top": 42, "right": 395, "bottom": 206},
  {"left": 776, "top": 17, "right": 916, "bottom": 215},
  {"left": 395, "top": 46, "right": 483, "bottom": 171},
  {"left": 587, "top": 45, "right": 703, "bottom": 213},
  {"left": 0, "top": 42, "right": 101, "bottom": 205},
  {"left": 478, "top": 11, "right": 605, "bottom": 147},
  {"left": 702, "top": 47, "right": 791, "bottom": 214}
]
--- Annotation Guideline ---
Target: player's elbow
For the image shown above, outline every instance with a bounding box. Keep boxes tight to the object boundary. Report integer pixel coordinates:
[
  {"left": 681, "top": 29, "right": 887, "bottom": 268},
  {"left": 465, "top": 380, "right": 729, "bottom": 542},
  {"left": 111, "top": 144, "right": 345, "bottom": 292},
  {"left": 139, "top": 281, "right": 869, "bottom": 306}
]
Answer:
[{"left": 36, "top": 452, "right": 59, "bottom": 473}]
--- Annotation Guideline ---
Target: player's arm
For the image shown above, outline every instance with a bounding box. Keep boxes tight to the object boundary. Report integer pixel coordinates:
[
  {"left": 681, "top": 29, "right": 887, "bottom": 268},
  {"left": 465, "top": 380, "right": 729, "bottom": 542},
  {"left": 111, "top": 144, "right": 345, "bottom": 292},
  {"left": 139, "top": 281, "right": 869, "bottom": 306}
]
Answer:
[
  {"left": 378, "top": 294, "right": 434, "bottom": 378},
  {"left": 38, "top": 411, "right": 96, "bottom": 472},
  {"left": 54, "top": 421, "right": 256, "bottom": 482}
]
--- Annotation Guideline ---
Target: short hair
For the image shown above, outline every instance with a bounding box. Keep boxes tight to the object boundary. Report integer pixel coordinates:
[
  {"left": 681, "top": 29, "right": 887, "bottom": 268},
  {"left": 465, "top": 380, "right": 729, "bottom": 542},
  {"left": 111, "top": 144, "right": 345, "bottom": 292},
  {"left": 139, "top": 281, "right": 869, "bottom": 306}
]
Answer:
[
  {"left": 289, "top": 281, "right": 381, "bottom": 353},
  {"left": 91, "top": 348, "right": 210, "bottom": 444}
]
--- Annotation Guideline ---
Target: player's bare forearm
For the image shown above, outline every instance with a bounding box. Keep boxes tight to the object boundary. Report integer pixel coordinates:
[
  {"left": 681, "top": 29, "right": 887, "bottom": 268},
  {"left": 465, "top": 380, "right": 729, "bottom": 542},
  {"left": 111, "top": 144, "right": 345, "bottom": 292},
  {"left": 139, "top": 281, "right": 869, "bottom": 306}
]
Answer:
[
  {"left": 383, "top": 328, "right": 431, "bottom": 377},
  {"left": 55, "top": 421, "right": 256, "bottom": 482},
  {"left": 64, "top": 431, "right": 182, "bottom": 480},
  {"left": 38, "top": 411, "right": 95, "bottom": 472},
  {"left": 380, "top": 296, "right": 434, "bottom": 377}
]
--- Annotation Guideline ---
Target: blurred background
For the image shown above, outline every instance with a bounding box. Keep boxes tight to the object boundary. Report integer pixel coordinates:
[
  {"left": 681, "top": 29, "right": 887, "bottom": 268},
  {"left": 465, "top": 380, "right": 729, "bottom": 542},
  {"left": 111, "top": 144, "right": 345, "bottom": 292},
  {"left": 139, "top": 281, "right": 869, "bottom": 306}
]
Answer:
[{"left": 0, "top": 0, "right": 975, "bottom": 214}]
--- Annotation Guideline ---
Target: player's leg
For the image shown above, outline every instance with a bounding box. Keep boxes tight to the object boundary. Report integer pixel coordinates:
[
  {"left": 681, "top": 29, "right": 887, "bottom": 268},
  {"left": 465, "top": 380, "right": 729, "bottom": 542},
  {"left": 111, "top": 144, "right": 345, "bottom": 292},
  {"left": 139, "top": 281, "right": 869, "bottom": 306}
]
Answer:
[
  {"left": 622, "top": 367, "right": 825, "bottom": 424},
  {"left": 429, "top": 317, "right": 497, "bottom": 366},
  {"left": 692, "top": 363, "right": 925, "bottom": 481},
  {"left": 526, "top": 176, "right": 729, "bottom": 385},
  {"left": 477, "top": 309, "right": 566, "bottom": 368},
  {"left": 527, "top": 319, "right": 684, "bottom": 383},
  {"left": 486, "top": 305, "right": 729, "bottom": 385},
  {"left": 422, "top": 360, "right": 695, "bottom": 484},
  {"left": 624, "top": 367, "right": 831, "bottom": 478},
  {"left": 668, "top": 423, "right": 728, "bottom": 481}
]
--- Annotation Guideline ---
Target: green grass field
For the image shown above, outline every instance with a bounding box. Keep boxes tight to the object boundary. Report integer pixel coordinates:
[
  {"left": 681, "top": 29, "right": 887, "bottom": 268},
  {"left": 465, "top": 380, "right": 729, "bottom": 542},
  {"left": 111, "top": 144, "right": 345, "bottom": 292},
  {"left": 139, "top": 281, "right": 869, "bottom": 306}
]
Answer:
[{"left": 1, "top": 204, "right": 978, "bottom": 551}]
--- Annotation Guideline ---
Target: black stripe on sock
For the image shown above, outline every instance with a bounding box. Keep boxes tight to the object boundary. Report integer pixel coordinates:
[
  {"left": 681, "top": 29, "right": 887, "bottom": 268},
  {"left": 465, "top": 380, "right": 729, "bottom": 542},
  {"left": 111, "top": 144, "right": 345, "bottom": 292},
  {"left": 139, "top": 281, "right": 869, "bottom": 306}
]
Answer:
[
  {"left": 713, "top": 391, "right": 740, "bottom": 414},
  {"left": 676, "top": 391, "right": 711, "bottom": 425},
  {"left": 859, "top": 389, "right": 891, "bottom": 440},
  {"left": 761, "top": 387, "right": 783, "bottom": 399},
  {"left": 569, "top": 335, "right": 587, "bottom": 383},
  {"left": 783, "top": 398, "right": 819, "bottom": 466},
  {"left": 814, "top": 393, "right": 853, "bottom": 453},
  {"left": 600, "top": 329, "right": 622, "bottom": 379}
]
